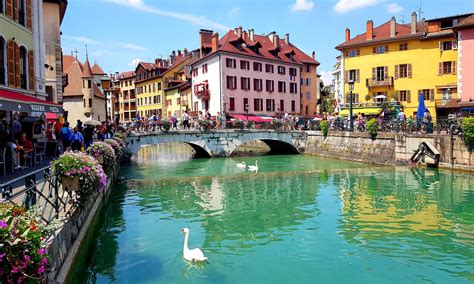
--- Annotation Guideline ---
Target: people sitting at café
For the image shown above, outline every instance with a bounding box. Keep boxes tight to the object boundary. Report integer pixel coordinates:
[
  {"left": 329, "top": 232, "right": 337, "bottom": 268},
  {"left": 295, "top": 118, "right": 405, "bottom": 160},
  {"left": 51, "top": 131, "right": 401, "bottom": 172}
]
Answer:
[{"left": 18, "top": 133, "right": 34, "bottom": 166}]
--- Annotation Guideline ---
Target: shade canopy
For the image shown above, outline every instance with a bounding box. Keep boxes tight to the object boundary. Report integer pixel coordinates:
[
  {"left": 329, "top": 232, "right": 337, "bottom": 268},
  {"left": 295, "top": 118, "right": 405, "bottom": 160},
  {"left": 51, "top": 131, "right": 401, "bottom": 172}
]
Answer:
[
  {"left": 0, "top": 89, "right": 63, "bottom": 114},
  {"left": 229, "top": 114, "right": 273, "bottom": 123},
  {"left": 416, "top": 93, "right": 426, "bottom": 120},
  {"left": 84, "top": 118, "right": 102, "bottom": 126}
]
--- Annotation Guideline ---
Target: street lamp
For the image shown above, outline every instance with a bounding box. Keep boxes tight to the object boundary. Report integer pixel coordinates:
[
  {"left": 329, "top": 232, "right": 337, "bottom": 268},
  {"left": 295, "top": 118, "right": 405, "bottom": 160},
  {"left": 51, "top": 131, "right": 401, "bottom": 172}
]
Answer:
[{"left": 348, "top": 79, "right": 355, "bottom": 131}]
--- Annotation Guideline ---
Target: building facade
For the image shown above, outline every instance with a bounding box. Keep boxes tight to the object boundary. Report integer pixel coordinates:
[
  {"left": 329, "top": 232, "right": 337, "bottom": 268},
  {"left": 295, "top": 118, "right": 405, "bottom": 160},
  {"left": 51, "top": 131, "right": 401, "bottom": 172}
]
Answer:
[
  {"left": 62, "top": 55, "right": 105, "bottom": 123},
  {"left": 163, "top": 50, "right": 192, "bottom": 117},
  {"left": 135, "top": 60, "right": 168, "bottom": 118},
  {"left": 117, "top": 71, "right": 136, "bottom": 122},
  {"left": 191, "top": 28, "right": 319, "bottom": 118},
  {"left": 336, "top": 12, "right": 472, "bottom": 119},
  {"left": 454, "top": 15, "right": 474, "bottom": 103}
]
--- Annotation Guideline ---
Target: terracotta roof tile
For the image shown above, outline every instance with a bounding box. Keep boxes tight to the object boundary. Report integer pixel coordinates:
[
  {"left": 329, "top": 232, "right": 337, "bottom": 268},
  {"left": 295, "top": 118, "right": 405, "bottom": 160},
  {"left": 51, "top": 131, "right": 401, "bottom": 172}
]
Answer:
[
  {"left": 92, "top": 63, "right": 106, "bottom": 75},
  {"left": 118, "top": 71, "right": 135, "bottom": 80},
  {"left": 93, "top": 84, "right": 105, "bottom": 99},
  {"left": 62, "top": 55, "right": 106, "bottom": 99},
  {"left": 455, "top": 14, "right": 474, "bottom": 30},
  {"left": 82, "top": 59, "right": 94, "bottom": 78}
]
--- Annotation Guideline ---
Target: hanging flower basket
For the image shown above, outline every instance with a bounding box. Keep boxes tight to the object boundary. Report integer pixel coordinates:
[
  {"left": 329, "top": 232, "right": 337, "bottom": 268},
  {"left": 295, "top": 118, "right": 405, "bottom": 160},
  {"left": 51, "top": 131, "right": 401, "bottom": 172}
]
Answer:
[
  {"left": 62, "top": 175, "right": 79, "bottom": 191},
  {"left": 86, "top": 142, "right": 116, "bottom": 176}
]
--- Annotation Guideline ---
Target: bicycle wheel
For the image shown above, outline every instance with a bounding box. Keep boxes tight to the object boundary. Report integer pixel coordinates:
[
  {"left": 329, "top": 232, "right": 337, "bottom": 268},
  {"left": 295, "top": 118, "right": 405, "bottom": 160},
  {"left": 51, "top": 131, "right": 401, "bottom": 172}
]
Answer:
[
  {"left": 406, "top": 125, "right": 414, "bottom": 134},
  {"left": 420, "top": 124, "right": 427, "bottom": 134}
]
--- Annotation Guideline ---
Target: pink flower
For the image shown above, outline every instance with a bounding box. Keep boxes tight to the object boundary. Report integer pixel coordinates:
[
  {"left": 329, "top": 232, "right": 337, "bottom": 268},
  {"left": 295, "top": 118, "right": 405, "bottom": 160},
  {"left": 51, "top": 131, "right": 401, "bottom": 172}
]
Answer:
[{"left": 0, "top": 220, "right": 7, "bottom": 228}]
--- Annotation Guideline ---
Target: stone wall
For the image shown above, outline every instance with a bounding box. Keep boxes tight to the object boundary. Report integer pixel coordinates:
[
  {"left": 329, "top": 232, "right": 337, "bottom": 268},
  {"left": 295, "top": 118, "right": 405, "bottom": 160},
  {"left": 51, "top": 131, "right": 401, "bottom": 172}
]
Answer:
[{"left": 305, "top": 131, "right": 396, "bottom": 165}]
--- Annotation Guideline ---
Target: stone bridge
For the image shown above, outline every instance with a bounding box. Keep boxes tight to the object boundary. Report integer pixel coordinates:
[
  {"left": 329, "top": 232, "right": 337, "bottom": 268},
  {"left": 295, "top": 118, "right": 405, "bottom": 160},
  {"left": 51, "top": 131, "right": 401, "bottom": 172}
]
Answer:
[{"left": 124, "top": 130, "right": 307, "bottom": 158}]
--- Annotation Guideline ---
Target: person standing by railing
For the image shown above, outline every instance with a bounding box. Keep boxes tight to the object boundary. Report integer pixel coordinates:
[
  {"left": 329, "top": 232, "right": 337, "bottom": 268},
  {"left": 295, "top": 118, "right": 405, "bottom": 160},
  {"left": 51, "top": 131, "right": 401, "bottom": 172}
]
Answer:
[
  {"left": 71, "top": 127, "right": 84, "bottom": 151},
  {"left": 59, "top": 122, "right": 72, "bottom": 152},
  {"left": 182, "top": 111, "right": 190, "bottom": 130}
]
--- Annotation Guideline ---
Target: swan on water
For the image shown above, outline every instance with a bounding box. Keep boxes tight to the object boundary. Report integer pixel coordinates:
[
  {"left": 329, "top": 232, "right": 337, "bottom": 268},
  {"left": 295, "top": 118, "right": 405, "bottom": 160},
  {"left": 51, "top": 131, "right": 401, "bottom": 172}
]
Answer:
[
  {"left": 248, "top": 160, "right": 259, "bottom": 172},
  {"left": 236, "top": 161, "right": 247, "bottom": 170},
  {"left": 181, "top": 228, "right": 208, "bottom": 262}
]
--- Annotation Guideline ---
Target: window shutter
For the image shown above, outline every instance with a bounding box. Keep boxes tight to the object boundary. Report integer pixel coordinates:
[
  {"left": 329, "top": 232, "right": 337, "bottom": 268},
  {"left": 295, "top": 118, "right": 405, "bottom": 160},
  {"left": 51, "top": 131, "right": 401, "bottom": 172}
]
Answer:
[
  {"left": 438, "top": 62, "right": 442, "bottom": 75},
  {"left": 26, "top": 0, "right": 32, "bottom": 29},
  {"left": 394, "top": 65, "right": 399, "bottom": 79},
  {"left": 13, "top": 0, "right": 18, "bottom": 21},
  {"left": 372, "top": 67, "right": 376, "bottom": 80},
  {"left": 7, "top": 40, "right": 15, "bottom": 87},
  {"left": 345, "top": 51, "right": 348, "bottom": 58},
  {"left": 430, "top": 89, "right": 434, "bottom": 102},
  {"left": 408, "top": 64, "right": 412, "bottom": 78},
  {"left": 6, "top": 0, "right": 13, "bottom": 17},
  {"left": 14, "top": 42, "right": 20, "bottom": 88},
  {"left": 356, "top": 50, "right": 360, "bottom": 56},
  {"left": 385, "top": 45, "right": 389, "bottom": 53},
  {"left": 407, "top": 90, "right": 411, "bottom": 103},
  {"left": 356, "top": 69, "right": 360, "bottom": 83},
  {"left": 373, "top": 47, "right": 376, "bottom": 54},
  {"left": 452, "top": 41, "right": 458, "bottom": 50},
  {"left": 28, "top": 50, "right": 34, "bottom": 91},
  {"left": 384, "top": 66, "right": 388, "bottom": 79},
  {"left": 452, "top": 61, "right": 456, "bottom": 75},
  {"left": 439, "top": 41, "right": 443, "bottom": 51},
  {"left": 344, "top": 71, "right": 348, "bottom": 83},
  {"left": 396, "top": 90, "right": 400, "bottom": 100}
]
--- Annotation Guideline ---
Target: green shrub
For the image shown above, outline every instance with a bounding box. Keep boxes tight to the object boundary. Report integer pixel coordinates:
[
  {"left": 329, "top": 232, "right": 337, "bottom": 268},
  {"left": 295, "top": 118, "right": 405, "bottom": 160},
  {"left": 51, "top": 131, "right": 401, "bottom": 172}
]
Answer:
[
  {"left": 321, "top": 120, "right": 328, "bottom": 137},
  {"left": 461, "top": 117, "right": 474, "bottom": 148},
  {"left": 367, "top": 118, "right": 377, "bottom": 139}
]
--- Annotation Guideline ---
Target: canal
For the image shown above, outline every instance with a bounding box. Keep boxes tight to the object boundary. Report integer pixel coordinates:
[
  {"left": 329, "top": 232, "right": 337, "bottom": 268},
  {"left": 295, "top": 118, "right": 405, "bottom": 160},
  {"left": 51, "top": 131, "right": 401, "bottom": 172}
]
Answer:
[{"left": 68, "top": 143, "right": 474, "bottom": 283}]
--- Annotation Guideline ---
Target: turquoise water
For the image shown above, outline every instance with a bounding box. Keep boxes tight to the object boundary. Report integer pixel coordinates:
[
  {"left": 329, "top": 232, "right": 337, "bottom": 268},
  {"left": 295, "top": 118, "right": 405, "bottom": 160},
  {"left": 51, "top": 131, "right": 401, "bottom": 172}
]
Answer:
[{"left": 69, "top": 144, "right": 474, "bottom": 283}]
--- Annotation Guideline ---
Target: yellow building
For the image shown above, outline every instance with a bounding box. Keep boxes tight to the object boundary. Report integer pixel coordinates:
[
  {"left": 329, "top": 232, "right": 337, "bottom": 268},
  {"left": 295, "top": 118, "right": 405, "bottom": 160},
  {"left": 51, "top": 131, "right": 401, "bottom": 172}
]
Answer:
[
  {"left": 336, "top": 12, "right": 471, "bottom": 119},
  {"left": 135, "top": 60, "right": 168, "bottom": 118},
  {"left": 163, "top": 53, "right": 192, "bottom": 117}
]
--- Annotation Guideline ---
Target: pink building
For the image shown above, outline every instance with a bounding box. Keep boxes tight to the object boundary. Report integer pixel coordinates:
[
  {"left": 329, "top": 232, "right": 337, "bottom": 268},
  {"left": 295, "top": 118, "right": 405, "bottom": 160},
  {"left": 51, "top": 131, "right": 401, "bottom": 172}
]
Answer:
[
  {"left": 191, "top": 28, "right": 319, "bottom": 118},
  {"left": 455, "top": 15, "right": 474, "bottom": 103}
]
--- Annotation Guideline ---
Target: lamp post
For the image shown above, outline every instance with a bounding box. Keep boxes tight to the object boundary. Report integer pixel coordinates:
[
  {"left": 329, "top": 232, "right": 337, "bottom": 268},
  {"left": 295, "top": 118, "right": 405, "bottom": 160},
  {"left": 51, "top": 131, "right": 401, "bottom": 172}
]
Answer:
[
  {"left": 348, "top": 79, "right": 354, "bottom": 131},
  {"left": 105, "top": 91, "right": 109, "bottom": 128}
]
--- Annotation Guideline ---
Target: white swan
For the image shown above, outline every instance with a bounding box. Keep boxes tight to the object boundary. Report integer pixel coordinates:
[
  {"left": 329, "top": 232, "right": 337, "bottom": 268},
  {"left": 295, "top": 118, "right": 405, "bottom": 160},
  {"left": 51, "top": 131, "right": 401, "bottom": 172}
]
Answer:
[
  {"left": 181, "top": 228, "right": 208, "bottom": 262},
  {"left": 248, "top": 160, "right": 259, "bottom": 172},
  {"left": 236, "top": 161, "right": 246, "bottom": 170}
]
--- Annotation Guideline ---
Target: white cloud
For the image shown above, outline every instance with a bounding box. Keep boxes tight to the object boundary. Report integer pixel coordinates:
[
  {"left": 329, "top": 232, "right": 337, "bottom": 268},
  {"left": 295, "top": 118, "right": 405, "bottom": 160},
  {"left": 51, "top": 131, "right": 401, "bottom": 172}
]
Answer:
[
  {"left": 128, "top": 58, "right": 142, "bottom": 67},
  {"left": 120, "top": 43, "right": 149, "bottom": 51},
  {"left": 319, "top": 71, "right": 333, "bottom": 86},
  {"left": 91, "top": 51, "right": 103, "bottom": 57},
  {"left": 104, "top": 0, "right": 230, "bottom": 31},
  {"left": 227, "top": 7, "right": 240, "bottom": 17},
  {"left": 334, "top": 0, "right": 382, "bottom": 14},
  {"left": 387, "top": 2, "right": 403, "bottom": 13},
  {"left": 291, "top": 0, "right": 314, "bottom": 12},
  {"left": 63, "top": 36, "right": 102, "bottom": 46}
]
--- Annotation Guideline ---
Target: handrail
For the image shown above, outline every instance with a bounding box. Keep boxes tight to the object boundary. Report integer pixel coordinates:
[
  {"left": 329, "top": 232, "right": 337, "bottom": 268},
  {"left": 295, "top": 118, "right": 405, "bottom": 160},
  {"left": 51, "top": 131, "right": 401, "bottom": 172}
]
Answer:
[{"left": 0, "top": 164, "right": 51, "bottom": 188}]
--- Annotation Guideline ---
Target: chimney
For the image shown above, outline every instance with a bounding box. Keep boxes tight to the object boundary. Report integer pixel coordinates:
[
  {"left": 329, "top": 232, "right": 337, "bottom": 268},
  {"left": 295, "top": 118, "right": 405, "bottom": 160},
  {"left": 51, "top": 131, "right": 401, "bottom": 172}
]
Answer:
[
  {"left": 345, "top": 28, "right": 351, "bottom": 41},
  {"left": 411, "top": 12, "right": 417, "bottom": 34},
  {"left": 312, "top": 51, "right": 316, "bottom": 59},
  {"left": 184, "top": 48, "right": 188, "bottom": 56},
  {"left": 390, "top": 17, "right": 396, "bottom": 37},
  {"left": 235, "top": 26, "right": 242, "bottom": 38},
  {"left": 170, "top": 51, "right": 176, "bottom": 65},
  {"left": 366, "top": 20, "right": 373, "bottom": 40},
  {"left": 249, "top": 29, "right": 254, "bottom": 41},
  {"left": 212, "top": 32, "right": 219, "bottom": 51},
  {"left": 199, "top": 29, "right": 213, "bottom": 57},
  {"left": 178, "top": 50, "right": 182, "bottom": 57},
  {"left": 154, "top": 58, "right": 162, "bottom": 66},
  {"left": 274, "top": 34, "right": 279, "bottom": 49},
  {"left": 284, "top": 33, "right": 290, "bottom": 45}
]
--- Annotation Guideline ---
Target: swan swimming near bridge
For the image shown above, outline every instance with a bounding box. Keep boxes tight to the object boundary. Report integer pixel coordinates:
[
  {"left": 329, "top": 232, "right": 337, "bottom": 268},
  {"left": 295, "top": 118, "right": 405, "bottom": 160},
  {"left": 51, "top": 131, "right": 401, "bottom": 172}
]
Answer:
[{"left": 181, "top": 228, "right": 208, "bottom": 262}]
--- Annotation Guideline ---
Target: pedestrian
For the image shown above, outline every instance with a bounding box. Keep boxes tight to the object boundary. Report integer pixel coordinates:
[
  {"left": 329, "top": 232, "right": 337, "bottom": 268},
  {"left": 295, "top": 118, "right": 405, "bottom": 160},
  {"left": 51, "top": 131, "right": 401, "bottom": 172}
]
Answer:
[
  {"left": 83, "top": 125, "right": 94, "bottom": 149},
  {"left": 60, "top": 122, "right": 73, "bottom": 152},
  {"left": 182, "top": 110, "right": 190, "bottom": 130},
  {"left": 71, "top": 127, "right": 84, "bottom": 151}
]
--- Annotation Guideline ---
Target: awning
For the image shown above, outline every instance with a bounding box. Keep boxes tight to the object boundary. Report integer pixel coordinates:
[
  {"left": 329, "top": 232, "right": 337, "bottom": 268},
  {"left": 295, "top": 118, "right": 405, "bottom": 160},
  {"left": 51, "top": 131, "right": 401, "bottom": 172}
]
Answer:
[
  {"left": 339, "top": 108, "right": 382, "bottom": 116},
  {"left": 46, "top": 112, "right": 57, "bottom": 120},
  {"left": 229, "top": 114, "right": 273, "bottom": 123},
  {"left": 0, "top": 89, "right": 63, "bottom": 114},
  {"left": 462, "top": 107, "right": 474, "bottom": 112}
]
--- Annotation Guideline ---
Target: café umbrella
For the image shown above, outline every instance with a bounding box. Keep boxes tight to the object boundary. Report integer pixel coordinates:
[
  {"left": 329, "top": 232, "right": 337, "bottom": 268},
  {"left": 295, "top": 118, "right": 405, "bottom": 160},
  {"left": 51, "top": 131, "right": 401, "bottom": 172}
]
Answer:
[
  {"left": 84, "top": 118, "right": 102, "bottom": 126},
  {"left": 417, "top": 93, "right": 426, "bottom": 120}
]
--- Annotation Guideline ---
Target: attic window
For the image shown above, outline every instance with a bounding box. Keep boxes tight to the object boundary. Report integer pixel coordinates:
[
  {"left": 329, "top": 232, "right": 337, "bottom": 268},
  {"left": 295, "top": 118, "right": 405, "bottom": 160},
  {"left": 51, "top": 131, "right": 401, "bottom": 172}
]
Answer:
[{"left": 441, "top": 19, "right": 457, "bottom": 29}]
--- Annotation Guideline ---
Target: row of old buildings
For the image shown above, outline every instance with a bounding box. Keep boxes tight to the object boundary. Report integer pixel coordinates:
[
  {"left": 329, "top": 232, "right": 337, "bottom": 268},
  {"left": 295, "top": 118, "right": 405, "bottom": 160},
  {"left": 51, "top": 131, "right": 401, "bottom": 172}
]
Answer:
[
  {"left": 0, "top": 0, "right": 67, "bottom": 121},
  {"left": 114, "top": 27, "right": 321, "bottom": 122},
  {"left": 332, "top": 12, "right": 474, "bottom": 119}
]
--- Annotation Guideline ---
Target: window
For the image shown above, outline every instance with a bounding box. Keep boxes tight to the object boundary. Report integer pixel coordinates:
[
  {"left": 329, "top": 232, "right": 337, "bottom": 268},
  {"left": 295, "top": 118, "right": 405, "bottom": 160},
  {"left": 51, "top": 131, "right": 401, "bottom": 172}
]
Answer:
[
  {"left": 202, "top": 64, "right": 208, "bottom": 74},
  {"left": 280, "top": 99, "right": 284, "bottom": 111},
  {"left": 158, "top": 82, "right": 162, "bottom": 90},
  {"left": 253, "top": 62, "right": 262, "bottom": 72},
  {"left": 240, "top": 60, "right": 249, "bottom": 70},
  {"left": 291, "top": 100, "right": 296, "bottom": 112},
  {"left": 0, "top": 37, "right": 6, "bottom": 85},
  {"left": 229, "top": 97, "right": 235, "bottom": 111},
  {"left": 226, "top": 76, "right": 237, "bottom": 89},
  {"left": 305, "top": 64, "right": 311, "bottom": 73},
  {"left": 289, "top": 68, "right": 297, "bottom": 76},
  {"left": 89, "top": 98, "right": 93, "bottom": 107},
  {"left": 348, "top": 49, "right": 359, "bottom": 57},
  {"left": 290, "top": 82, "right": 298, "bottom": 94},
  {"left": 0, "top": 0, "right": 3, "bottom": 14},
  {"left": 440, "top": 41, "right": 457, "bottom": 51},
  {"left": 441, "top": 61, "right": 454, "bottom": 74},
  {"left": 399, "top": 64, "right": 408, "bottom": 78},
  {"left": 278, "top": 66, "right": 286, "bottom": 75},
  {"left": 145, "top": 97, "right": 148, "bottom": 105},
  {"left": 266, "top": 80, "right": 274, "bottom": 92},
  {"left": 19, "top": 0, "right": 26, "bottom": 26},
  {"left": 266, "top": 99, "right": 275, "bottom": 111},
  {"left": 265, "top": 64, "right": 274, "bottom": 73},
  {"left": 373, "top": 45, "right": 388, "bottom": 54},
  {"left": 278, "top": 81, "right": 286, "bottom": 93},
  {"left": 226, "top": 58, "right": 236, "bottom": 68},
  {"left": 399, "top": 90, "right": 408, "bottom": 101},
  {"left": 376, "top": 66, "right": 386, "bottom": 81},
  {"left": 243, "top": 98, "right": 249, "bottom": 111},
  {"left": 399, "top": 43, "right": 408, "bottom": 51},
  {"left": 254, "top": 78, "right": 262, "bottom": 91},
  {"left": 241, "top": 77, "right": 250, "bottom": 90},
  {"left": 348, "top": 69, "right": 359, "bottom": 82},
  {"left": 19, "top": 46, "right": 27, "bottom": 89},
  {"left": 441, "top": 19, "right": 456, "bottom": 29},
  {"left": 193, "top": 68, "right": 198, "bottom": 76},
  {"left": 254, "top": 98, "right": 263, "bottom": 111},
  {"left": 421, "top": 89, "right": 434, "bottom": 101},
  {"left": 83, "top": 99, "right": 86, "bottom": 107}
]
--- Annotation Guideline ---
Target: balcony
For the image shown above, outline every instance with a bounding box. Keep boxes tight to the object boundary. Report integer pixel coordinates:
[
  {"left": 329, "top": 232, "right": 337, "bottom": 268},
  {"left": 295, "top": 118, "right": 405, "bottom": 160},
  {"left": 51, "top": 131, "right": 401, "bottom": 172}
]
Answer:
[
  {"left": 435, "top": 98, "right": 461, "bottom": 109},
  {"left": 366, "top": 77, "right": 394, "bottom": 89},
  {"left": 195, "top": 82, "right": 210, "bottom": 100}
]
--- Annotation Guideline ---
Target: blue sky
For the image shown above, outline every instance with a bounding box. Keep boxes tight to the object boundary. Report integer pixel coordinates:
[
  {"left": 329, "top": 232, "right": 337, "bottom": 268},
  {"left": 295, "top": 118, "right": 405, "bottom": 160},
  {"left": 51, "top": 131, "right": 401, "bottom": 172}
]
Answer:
[{"left": 61, "top": 0, "right": 474, "bottom": 85}]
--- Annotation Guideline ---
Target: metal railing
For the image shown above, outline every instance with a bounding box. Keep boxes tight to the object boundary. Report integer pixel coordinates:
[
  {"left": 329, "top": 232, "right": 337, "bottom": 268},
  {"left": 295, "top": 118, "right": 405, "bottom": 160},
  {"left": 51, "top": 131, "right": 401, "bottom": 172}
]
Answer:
[
  {"left": 366, "top": 77, "right": 394, "bottom": 88},
  {"left": 0, "top": 165, "right": 75, "bottom": 225}
]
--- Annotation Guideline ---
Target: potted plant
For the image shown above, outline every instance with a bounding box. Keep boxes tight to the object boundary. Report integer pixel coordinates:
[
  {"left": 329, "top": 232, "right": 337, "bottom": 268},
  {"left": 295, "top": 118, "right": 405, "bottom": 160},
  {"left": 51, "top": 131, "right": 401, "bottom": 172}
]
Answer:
[
  {"left": 161, "top": 118, "right": 171, "bottom": 132},
  {"left": 321, "top": 120, "right": 329, "bottom": 137},
  {"left": 0, "top": 203, "right": 60, "bottom": 283},
  {"left": 105, "top": 138, "right": 123, "bottom": 161},
  {"left": 233, "top": 120, "right": 245, "bottom": 130},
  {"left": 199, "top": 119, "right": 211, "bottom": 131},
  {"left": 367, "top": 118, "right": 378, "bottom": 140},
  {"left": 272, "top": 118, "right": 283, "bottom": 130},
  {"left": 86, "top": 142, "right": 116, "bottom": 176},
  {"left": 461, "top": 117, "right": 474, "bottom": 151},
  {"left": 52, "top": 151, "right": 107, "bottom": 202},
  {"left": 246, "top": 120, "right": 255, "bottom": 129}
]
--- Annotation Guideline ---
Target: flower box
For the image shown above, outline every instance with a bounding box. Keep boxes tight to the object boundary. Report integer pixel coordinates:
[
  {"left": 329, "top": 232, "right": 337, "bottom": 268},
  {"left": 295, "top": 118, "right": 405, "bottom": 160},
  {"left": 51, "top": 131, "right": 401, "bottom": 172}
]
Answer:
[{"left": 62, "top": 175, "right": 79, "bottom": 191}]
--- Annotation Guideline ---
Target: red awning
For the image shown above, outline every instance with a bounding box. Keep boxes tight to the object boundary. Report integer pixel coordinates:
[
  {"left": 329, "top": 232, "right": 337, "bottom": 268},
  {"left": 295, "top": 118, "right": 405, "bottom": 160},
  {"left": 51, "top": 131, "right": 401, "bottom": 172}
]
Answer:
[
  {"left": 46, "top": 112, "right": 57, "bottom": 120},
  {"left": 229, "top": 114, "right": 272, "bottom": 123},
  {"left": 0, "top": 89, "right": 63, "bottom": 113}
]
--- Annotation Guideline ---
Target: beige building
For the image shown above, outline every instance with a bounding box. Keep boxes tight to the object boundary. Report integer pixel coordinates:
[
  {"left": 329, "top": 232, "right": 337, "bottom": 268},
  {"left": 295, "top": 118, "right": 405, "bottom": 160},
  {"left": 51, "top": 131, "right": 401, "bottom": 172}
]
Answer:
[
  {"left": 62, "top": 55, "right": 105, "bottom": 123},
  {"left": 118, "top": 71, "right": 136, "bottom": 121}
]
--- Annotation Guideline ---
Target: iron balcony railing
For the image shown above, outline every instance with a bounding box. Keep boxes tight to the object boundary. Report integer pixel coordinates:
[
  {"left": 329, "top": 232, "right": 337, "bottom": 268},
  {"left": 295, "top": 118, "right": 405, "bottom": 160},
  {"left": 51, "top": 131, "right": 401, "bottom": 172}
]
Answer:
[{"left": 366, "top": 77, "right": 394, "bottom": 88}]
